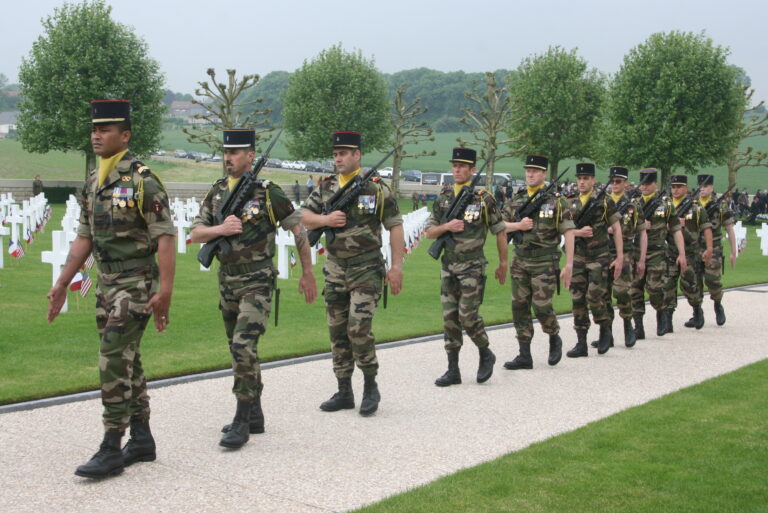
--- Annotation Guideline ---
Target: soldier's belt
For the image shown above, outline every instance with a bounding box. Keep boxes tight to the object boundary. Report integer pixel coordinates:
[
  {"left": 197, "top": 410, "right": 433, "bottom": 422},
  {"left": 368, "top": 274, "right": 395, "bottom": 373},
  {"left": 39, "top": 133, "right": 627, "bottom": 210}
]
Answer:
[
  {"left": 98, "top": 256, "right": 154, "bottom": 274},
  {"left": 442, "top": 249, "right": 485, "bottom": 264},
  {"left": 327, "top": 250, "right": 382, "bottom": 267},
  {"left": 220, "top": 259, "right": 274, "bottom": 276},
  {"left": 514, "top": 246, "right": 560, "bottom": 258}
]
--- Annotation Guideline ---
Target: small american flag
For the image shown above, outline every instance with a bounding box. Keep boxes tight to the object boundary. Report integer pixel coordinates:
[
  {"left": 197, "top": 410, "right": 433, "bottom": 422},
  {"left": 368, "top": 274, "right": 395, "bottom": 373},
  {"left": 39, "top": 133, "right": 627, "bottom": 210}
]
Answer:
[
  {"left": 84, "top": 253, "right": 95, "bottom": 269},
  {"left": 80, "top": 272, "right": 93, "bottom": 297},
  {"left": 290, "top": 250, "right": 297, "bottom": 268},
  {"left": 8, "top": 239, "right": 24, "bottom": 259},
  {"left": 316, "top": 242, "right": 325, "bottom": 255}
]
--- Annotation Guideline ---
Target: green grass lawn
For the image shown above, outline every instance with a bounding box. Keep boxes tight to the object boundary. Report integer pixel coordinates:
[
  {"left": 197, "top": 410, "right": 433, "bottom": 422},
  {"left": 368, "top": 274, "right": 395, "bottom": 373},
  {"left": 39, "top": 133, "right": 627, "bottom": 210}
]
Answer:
[
  {"left": 355, "top": 358, "right": 768, "bottom": 513},
  {"left": 0, "top": 198, "right": 766, "bottom": 404}
]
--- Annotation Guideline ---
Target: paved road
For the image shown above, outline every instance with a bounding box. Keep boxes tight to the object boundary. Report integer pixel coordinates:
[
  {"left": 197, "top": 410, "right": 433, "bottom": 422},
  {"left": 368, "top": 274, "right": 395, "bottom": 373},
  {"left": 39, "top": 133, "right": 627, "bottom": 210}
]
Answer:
[{"left": 1, "top": 285, "right": 767, "bottom": 513}]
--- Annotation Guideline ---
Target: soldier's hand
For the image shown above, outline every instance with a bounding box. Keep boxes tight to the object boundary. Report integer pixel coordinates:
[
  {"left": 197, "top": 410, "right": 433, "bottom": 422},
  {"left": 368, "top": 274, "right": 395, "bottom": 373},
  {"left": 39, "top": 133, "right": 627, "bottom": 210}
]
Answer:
[
  {"left": 495, "top": 263, "right": 507, "bottom": 285},
  {"left": 386, "top": 265, "right": 403, "bottom": 296},
  {"left": 730, "top": 252, "right": 736, "bottom": 269},
  {"left": 145, "top": 292, "right": 172, "bottom": 332},
  {"left": 578, "top": 226, "right": 593, "bottom": 238},
  {"left": 607, "top": 226, "right": 614, "bottom": 235},
  {"left": 517, "top": 217, "right": 534, "bottom": 231},
  {"left": 560, "top": 264, "right": 573, "bottom": 290},
  {"left": 444, "top": 219, "right": 464, "bottom": 233},
  {"left": 325, "top": 211, "right": 347, "bottom": 228},
  {"left": 610, "top": 257, "right": 623, "bottom": 280},
  {"left": 299, "top": 271, "right": 317, "bottom": 304},
  {"left": 702, "top": 248, "right": 713, "bottom": 267},
  {"left": 645, "top": 220, "right": 651, "bottom": 229},
  {"left": 637, "top": 260, "right": 646, "bottom": 279},
  {"left": 676, "top": 254, "right": 687, "bottom": 273},
  {"left": 220, "top": 215, "right": 243, "bottom": 236},
  {"left": 46, "top": 284, "right": 67, "bottom": 323}
]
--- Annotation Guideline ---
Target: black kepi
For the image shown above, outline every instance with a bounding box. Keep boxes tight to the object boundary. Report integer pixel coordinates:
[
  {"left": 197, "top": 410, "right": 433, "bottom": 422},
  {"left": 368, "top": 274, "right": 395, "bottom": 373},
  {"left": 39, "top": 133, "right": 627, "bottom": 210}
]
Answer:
[
  {"left": 524, "top": 154, "right": 548, "bottom": 170},
  {"left": 670, "top": 174, "right": 688, "bottom": 185},
  {"left": 697, "top": 174, "right": 714, "bottom": 186},
  {"left": 639, "top": 168, "right": 658, "bottom": 184},
  {"left": 91, "top": 100, "right": 130, "bottom": 124},
  {"left": 450, "top": 147, "right": 476, "bottom": 165},
  {"left": 223, "top": 128, "right": 256, "bottom": 148},
  {"left": 575, "top": 162, "right": 596, "bottom": 176},
  {"left": 609, "top": 166, "right": 629, "bottom": 180},
  {"left": 332, "top": 131, "right": 361, "bottom": 150}
]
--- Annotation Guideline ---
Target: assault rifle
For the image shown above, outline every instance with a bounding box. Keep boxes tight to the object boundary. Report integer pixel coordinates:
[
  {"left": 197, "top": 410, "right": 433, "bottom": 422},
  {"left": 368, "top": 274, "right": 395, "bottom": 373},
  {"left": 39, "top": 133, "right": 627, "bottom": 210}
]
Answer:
[
  {"left": 197, "top": 130, "right": 282, "bottom": 268},
  {"left": 508, "top": 167, "right": 570, "bottom": 244},
  {"left": 674, "top": 187, "right": 701, "bottom": 218},
  {"left": 427, "top": 160, "right": 488, "bottom": 260},
  {"left": 306, "top": 149, "right": 395, "bottom": 247},
  {"left": 704, "top": 183, "right": 737, "bottom": 219},
  {"left": 641, "top": 178, "right": 671, "bottom": 220},
  {"left": 575, "top": 181, "right": 610, "bottom": 228},
  {"left": 616, "top": 188, "right": 641, "bottom": 216}
]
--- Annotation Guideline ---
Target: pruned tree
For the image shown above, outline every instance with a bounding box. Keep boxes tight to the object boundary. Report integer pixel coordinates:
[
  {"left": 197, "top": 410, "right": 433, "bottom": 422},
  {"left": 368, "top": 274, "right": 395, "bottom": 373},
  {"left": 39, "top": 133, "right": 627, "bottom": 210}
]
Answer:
[
  {"left": 16, "top": 0, "right": 164, "bottom": 177},
  {"left": 727, "top": 87, "right": 768, "bottom": 188},
  {"left": 183, "top": 68, "right": 272, "bottom": 175},
  {"left": 390, "top": 84, "right": 435, "bottom": 194},
  {"left": 458, "top": 72, "right": 525, "bottom": 187}
]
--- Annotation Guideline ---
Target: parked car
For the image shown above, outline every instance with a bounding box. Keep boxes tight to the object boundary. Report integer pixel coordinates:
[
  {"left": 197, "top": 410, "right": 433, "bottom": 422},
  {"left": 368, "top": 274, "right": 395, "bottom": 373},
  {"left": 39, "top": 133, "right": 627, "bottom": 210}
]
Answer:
[
  {"left": 421, "top": 172, "right": 453, "bottom": 186},
  {"left": 154, "top": 149, "right": 166, "bottom": 156},
  {"left": 402, "top": 169, "right": 422, "bottom": 182},
  {"left": 305, "top": 161, "right": 324, "bottom": 173},
  {"left": 266, "top": 158, "right": 282, "bottom": 168},
  {"left": 173, "top": 149, "right": 188, "bottom": 158},
  {"left": 377, "top": 167, "right": 393, "bottom": 178}
]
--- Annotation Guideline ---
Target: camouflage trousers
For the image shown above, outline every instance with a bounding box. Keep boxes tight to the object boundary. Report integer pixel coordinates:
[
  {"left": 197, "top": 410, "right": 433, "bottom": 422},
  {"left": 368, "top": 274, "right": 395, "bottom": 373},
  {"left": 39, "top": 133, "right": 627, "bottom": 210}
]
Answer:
[
  {"left": 95, "top": 266, "right": 156, "bottom": 432},
  {"left": 631, "top": 248, "right": 667, "bottom": 315},
  {"left": 323, "top": 255, "right": 383, "bottom": 378},
  {"left": 601, "top": 252, "right": 635, "bottom": 321},
  {"left": 218, "top": 266, "right": 273, "bottom": 401},
  {"left": 440, "top": 258, "right": 489, "bottom": 352},
  {"left": 663, "top": 250, "right": 700, "bottom": 311},
  {"left": 570, "top": 252, "right": 611, "bottom": 330},
  {"left": 510, "top": 255, "right": 560, "bottom": 343},
  {"left": 696, "top": 245, "right": 725, "bottom": 302}
]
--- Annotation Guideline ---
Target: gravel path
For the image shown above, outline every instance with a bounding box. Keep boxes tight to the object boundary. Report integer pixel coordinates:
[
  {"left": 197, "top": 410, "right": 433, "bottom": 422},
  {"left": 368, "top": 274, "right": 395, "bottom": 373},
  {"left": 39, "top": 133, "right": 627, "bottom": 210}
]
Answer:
[{"left": 1, "top": 285, "right": 766, "bottom": 513}]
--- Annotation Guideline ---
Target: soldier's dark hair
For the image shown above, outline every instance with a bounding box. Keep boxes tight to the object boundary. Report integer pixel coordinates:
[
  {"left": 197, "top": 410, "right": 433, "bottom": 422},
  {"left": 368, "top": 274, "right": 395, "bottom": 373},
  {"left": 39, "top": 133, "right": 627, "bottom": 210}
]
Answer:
[{"left": 116, "top": 120, "right": 132, "bottom": 133}]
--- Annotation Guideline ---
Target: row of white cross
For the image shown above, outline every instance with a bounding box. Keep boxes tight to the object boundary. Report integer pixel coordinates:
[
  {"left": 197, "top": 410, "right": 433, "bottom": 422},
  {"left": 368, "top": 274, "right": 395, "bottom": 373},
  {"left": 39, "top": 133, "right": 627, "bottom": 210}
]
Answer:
[{"left": 0, "top": 192, "right": 49, "bottom": 269}]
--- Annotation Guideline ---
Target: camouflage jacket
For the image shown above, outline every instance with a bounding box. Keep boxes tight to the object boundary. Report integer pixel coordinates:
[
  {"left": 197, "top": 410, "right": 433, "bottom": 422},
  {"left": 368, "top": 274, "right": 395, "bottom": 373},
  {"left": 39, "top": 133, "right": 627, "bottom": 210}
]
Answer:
[
  {"left": 191, "top": 178, "right": 299, "bottom": 266},
  {"left": 502, "top": 189, "right": 574, "bottom": 260},
  {"left": 76, "top": 152, "right": 174, "bottom": 265},
  {"left": 568, "top": 192, "right": 621, "bottom": 256},
  {"left": 302, "top": 174, "right": 402, "bottom": 260},
  {"left": 699, "top": 194, "right": 734, "bottom": 245},
  {"left": 611, "top": 193, "right": 646, "bottom": 255},
  {"left": 667, "top": 198, "right": 711, "bottom": 258},
  {"left": 427, "top": 188, "right": 506, "bottom": 258},
  {"left": 640, "top": 193, "right": 681, "bottom": 251}
]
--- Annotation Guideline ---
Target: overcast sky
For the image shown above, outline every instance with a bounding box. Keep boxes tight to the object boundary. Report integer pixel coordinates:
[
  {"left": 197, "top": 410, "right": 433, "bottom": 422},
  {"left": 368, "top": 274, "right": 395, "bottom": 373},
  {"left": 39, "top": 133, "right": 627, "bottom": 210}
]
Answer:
[{"left": 3, "top": 0, "right": 766, "bottom": 103}]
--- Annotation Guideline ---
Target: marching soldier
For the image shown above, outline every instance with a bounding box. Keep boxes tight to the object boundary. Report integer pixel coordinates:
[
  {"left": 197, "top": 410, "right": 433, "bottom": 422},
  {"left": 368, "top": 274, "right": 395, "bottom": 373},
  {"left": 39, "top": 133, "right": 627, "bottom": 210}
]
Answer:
[
  {"left": 190, "top": 129, "right": 317, "bottom": 449},
  {"left": 502, "top": 155, "right": 575, "bottom": 370},
  {"left": 591, "top": 166, "right": 647, "bottom": 349},
  {"left": 425, "top": 148, "right": 507, "bottom": 387},
  {"left": 566, "top": 163, "right": 623, "bottom": 357},
  {"left": 412, "top": 191, "right": 420, "bottom": 211},
  {"left": 47, "top": 100, "right": 176, "bottom": 478},
  {"left": 662, "top": 175, "right": 713, "bottom": 330},
  {"left": 690, "top": 174, "right": 737, "bottom": 326},
  {"left": 629, "top": 169, "right": 686, "bottom": 337},
  {"left": 301, "top": 132, "right": 404, "bottom": 416}
]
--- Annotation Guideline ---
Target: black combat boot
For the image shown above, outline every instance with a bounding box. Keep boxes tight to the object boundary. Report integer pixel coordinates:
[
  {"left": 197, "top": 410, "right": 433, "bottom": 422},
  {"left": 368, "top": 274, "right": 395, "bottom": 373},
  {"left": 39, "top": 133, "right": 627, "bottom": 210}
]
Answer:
[
  {"left": 692, "top": 305, "right": 704, "bottom": 329},
  {"left": 503, "top": 342, "right": 533, "bottom": 370},
  {"left": 634, "top": 314, "right": 645, "bottom": 340},
  {"left": 219, "top": 400, "right": 251, "bottom": 449},
  {"left": 624, "top": 318, "right": 636, "bottom": 348},
  {"left": 75, "top": 431, "right": 124, "bottom": 478},
  {"left": 435, "top": 350, "right": 462, "bottom": 387},
  {"left": 666, "top": 310, "right": 675, "bottom": 333},
  {"left": 591, "top": 321, "right": 614, "bottom": 348},
  {"left": 222, "top": 394, "right": 265, "bottom": 434},
  {"left": 122, "top": 420, "right": 156, "bottom": 467},
  {"left": 714, "top": 301, "right": 726, "bottom": 326},
  {"left": 656, "top": 310, "right": 666, "bottom": 336},
  {"left": 684, "top": 307, "right": 697, "bottom": 328},
  {"left": 597, "top": 322, "right": 612, "bottom": 354},
  {"left": 548, "top": 334, "right": 563, "bottom": 366},
  {"left": 359, "top": 374, "right": 380, "bottom": 416},
  {"left": 567, "top": 330, "right": 589, "bottom": 358},
  {"left": 476, "top": 346, "right": 496, "bottom": 383},
  {"left": 320, "top": 377, "right": 355, "bottom": 412}
]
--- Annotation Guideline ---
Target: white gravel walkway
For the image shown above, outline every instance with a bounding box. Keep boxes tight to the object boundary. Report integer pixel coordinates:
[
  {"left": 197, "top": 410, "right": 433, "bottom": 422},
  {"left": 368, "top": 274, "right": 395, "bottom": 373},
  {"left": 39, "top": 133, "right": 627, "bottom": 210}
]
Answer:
[{"left": 1, "top": 284, "right": 767, "bottom": 513}]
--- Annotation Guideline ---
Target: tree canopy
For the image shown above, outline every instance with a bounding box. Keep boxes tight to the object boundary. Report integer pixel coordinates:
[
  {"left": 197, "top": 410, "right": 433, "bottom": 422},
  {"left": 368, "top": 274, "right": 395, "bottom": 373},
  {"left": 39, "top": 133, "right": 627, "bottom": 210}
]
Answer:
[
  {"left": 17, "top": 0, "right": 164, "bottom": 162},
  {"left": 601, "top": 31, "right": 743, "bottom": 182},
  {"left": 508, "top": 46, "right": 605, "bottom": 179},
  {"left": 282, "top": 45, "right": 390, "bottom": 158}
]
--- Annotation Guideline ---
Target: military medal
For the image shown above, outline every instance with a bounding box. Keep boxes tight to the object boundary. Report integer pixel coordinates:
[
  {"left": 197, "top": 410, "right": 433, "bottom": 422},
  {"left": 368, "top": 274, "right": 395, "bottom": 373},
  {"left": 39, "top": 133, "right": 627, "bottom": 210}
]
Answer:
[
  {"left": 127, "top": 200, "right": 135, "bottom": 207},
  {"left": 121, "top": 176, "right": 131, "bottom": 182},
  {"left": 113, "top": 198, "right": 119, "bottom": 206},
  {"left": 119, "top": 200, "right": 126, "bottom": 208}
]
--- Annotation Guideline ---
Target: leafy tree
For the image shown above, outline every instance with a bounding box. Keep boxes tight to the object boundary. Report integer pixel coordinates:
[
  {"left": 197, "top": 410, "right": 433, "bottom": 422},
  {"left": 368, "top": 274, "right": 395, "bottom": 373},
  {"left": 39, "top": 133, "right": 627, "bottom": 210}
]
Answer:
[
  {"left": 16, "top": 0, "right": 164, "bottom": 175},
  {"left": 390, "top": 84, "right": 435, "bottom": 194},
  {"left": 459, "top": 72, "right": 524, "bottom": 185},
  {"left": 282, "top": 44, "right": 390, "bottom": 158},
  {"left": 601, "top": 31, "right": 743, "bottom": 183},
  {"left": 727, "top": 87, "right": 768, "bottom": 188},
  {"left": 508, "top": 47, "right": 605, "bottom": 180},
  {"left": 183, "top": 68, "right": 271, "bottom": 175},
  {"left": 241, "top": 70, "right": 291, "bottom": 126},
  {"left": 162, "top": 89, "right": 193, "bottom": 105}
]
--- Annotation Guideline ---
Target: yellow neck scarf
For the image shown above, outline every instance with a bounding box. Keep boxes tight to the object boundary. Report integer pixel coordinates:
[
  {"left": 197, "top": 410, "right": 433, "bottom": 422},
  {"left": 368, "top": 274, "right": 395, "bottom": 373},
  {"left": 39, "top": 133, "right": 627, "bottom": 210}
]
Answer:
[
  {"left": 642, "top": 193, "right": 656, "bottom": 203},
  {"left": 699, "top": 195, "right": 712, "bottom": 207},
  {"left": 672, "top": 196, "right": 683, "bottom": 208},
  {"left": 579, "top": 190, "right": 593, "bottom": 208},
  {"left": 338, "top": 168, "right": 361, "bottom": 188},
  {"left": 453, "top": 181, "right": 470, "bottom": 197},
  {"left": 228, "top": 176, "right": 241, "bottom": 192},
  {"left": 610, "top": 192, "right": 624, "bottom": 204},
  {"left": 527, "top": 184, "right": 544, "bottom": 197},
  {"left": 97, "top": 149, "right": 128, "bottom": 187}
]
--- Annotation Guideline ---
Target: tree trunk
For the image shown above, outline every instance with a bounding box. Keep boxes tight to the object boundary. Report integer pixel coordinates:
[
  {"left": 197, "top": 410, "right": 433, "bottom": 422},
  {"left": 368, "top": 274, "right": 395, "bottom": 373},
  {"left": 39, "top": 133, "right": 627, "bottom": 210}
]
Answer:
[
  {"left": 485, "top": 148, "right": 496, "bottom": 191},
  {"left": 660, "top": 167, "right": 671, "bottom": 190},
  {"left": 727, "top": 161, "right": 738, "bottom": 190},
  {"left": 84, "top": 152, "right": 96, "bottom": 182},
  {"left": 550, "top": 159, "right": 559, "bottom": 182},
  {"left": 392, "top": 152, "right": 403, "bottom": 196}
]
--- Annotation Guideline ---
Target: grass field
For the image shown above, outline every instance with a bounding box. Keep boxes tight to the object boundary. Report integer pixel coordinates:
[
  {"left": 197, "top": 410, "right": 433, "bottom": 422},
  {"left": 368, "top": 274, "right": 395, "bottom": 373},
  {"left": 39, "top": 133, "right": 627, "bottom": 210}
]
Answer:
[
  {"left": 2, "top": 130, "right": 767, "bottom": 192},
  {"left": 0, "top": 199, "right": 766, "bottom": 404},
  {"left": 355, "top": 358, "right": 768, "bottom": 513}
]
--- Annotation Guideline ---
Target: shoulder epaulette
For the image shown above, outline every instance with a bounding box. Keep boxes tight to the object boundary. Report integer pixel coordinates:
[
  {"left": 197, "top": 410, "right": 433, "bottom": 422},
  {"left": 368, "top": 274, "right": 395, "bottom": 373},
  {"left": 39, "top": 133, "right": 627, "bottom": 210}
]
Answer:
[
  {"left": 256, "top": 178, "right": 271, "bottom": 188},
  {"left": 322, "top": 174, "right": 335, "bottom": 181},
  {"left": 131, "top": 160, "right": 151, "bottom": 177},
  {"left": 213, "top": 177, "right": 227, "bottom": 186}
]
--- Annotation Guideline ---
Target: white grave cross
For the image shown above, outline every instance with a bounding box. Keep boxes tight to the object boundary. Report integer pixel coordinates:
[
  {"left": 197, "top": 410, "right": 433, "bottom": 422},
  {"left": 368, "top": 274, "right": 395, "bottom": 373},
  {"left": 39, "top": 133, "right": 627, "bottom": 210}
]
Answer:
[
  {"left": 756, "top": 223, "right": 768, "bottom": 257},
  {"left": 41, "top": 231, "right": 72, "bottom": 313}
]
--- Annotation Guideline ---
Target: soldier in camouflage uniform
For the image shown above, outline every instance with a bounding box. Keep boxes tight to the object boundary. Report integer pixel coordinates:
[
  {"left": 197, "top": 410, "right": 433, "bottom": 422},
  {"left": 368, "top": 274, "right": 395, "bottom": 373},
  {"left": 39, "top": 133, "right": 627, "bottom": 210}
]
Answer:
[
  {"left": 663, "top": 174, "right": 713, "bottom": 330},
  {"left": 591, "top": 166, "right": 647, "bottom": 349},
  {"left": 565, "top": 163, "right": 623, "bottom": 357},
  {"left": 191, "top": 129, "right": 317, "bottom": 449},
  {"left": 629, "top": 169, "right": 686, "bottom": 338},
  {"left": 425, "top": 148, "right": 507, "bottom": 387},
  {"left": 690, "top": 174, "right": 737, "bottom": 326},
  {"left": 47, "top": 100, "right": 176, "bottom": 478},
  {"left": 301, "top": 131, "right": 404, "bottom": 417},
  {"left": 502, "top": 155, "right": 575, "bottom": 370}
]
